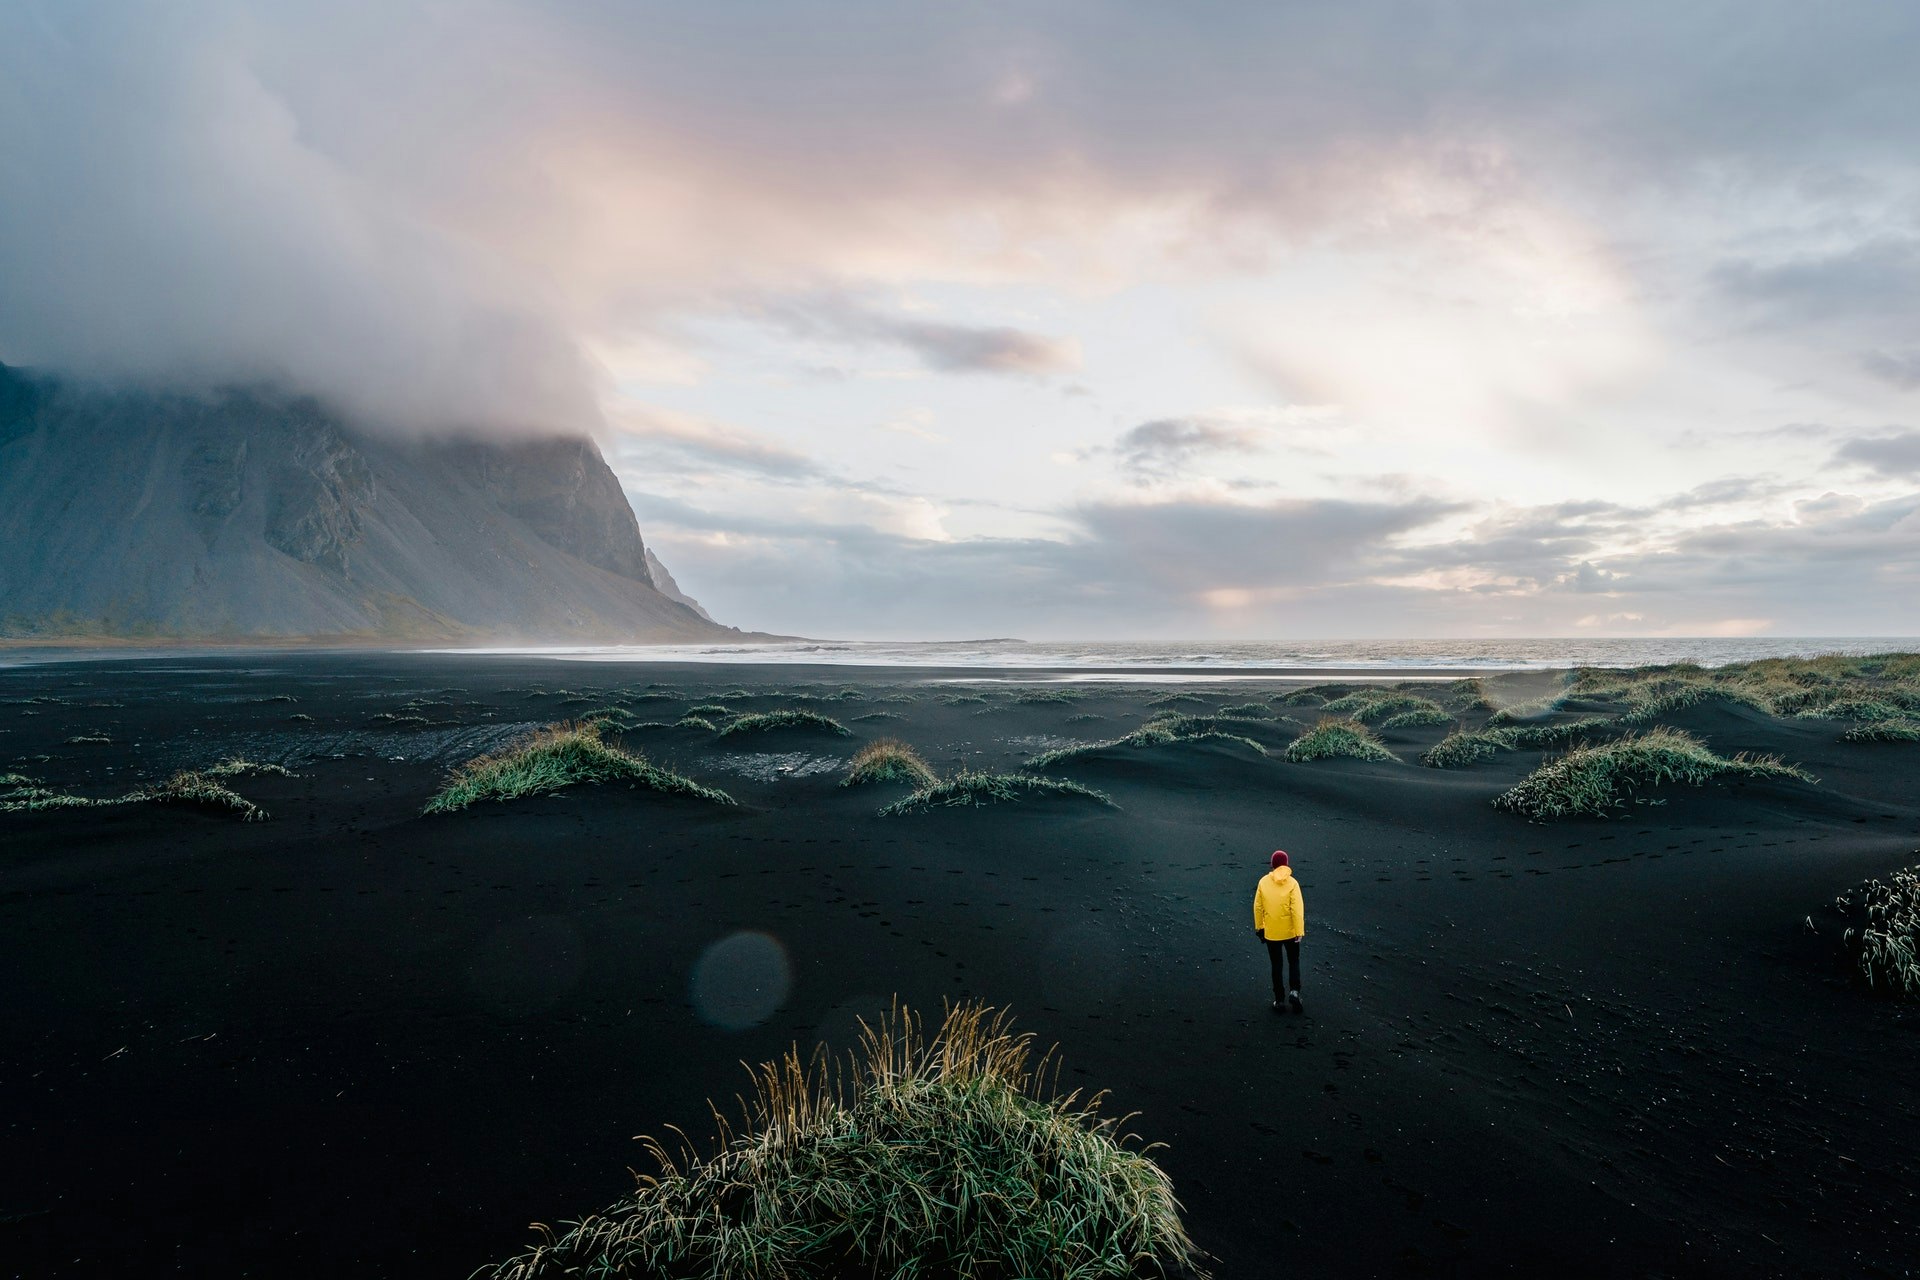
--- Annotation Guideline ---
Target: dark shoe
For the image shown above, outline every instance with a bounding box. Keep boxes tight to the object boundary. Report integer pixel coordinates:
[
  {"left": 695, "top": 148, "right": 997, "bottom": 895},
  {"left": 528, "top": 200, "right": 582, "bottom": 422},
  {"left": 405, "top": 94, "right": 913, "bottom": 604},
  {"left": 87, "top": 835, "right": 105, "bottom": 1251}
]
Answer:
[
  {"left": 1271, "top": 1000, "right": 1284, "bottom": 1015},
  {"left": 1288, "top": 991, "right": 1304, "bottom": 1014}
]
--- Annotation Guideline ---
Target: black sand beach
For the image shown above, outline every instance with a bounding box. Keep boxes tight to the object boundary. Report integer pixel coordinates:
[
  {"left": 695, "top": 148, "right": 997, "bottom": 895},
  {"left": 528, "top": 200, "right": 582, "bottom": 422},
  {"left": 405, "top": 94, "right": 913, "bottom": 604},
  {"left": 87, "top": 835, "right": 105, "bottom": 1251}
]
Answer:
[{"left": 3, "top": 653, "right": 1917, "bottom": 1278}]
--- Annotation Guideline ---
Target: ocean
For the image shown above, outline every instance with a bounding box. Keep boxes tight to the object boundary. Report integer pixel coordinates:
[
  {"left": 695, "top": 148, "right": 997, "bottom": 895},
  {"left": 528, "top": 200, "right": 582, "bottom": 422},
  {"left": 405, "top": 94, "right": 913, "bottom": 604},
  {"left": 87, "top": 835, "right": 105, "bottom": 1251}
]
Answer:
[{"left": 436, "top": 636, "right": 1920, "bottom": 673}]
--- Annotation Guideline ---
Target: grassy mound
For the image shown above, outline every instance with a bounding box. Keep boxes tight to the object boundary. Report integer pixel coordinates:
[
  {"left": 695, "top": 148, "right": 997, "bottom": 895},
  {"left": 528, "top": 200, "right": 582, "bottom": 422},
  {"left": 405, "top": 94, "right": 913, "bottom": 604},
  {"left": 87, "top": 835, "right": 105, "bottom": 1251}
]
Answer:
[
  {"left": 481, "top": 1003, "right": 1198, "bottom": 1280},
  {"left": 1378, "top": 707, "right": 1452, "bottom": 730},
  {"left": 1011, "top": 688, "right": 1082, "bottom": 705},
  {"left": 716, "top": 709, "right": 853, "bottom": 739},
  {"left": 674, "top": 715, "right": 720, "bottom": 731},
  {"left": 842, "top": 739, "right": 939, "bottom": 789},
  {"left": 424, "top": 722, "right": 733, "bottom": 813},
  {"left": 130, "top": 770, "right": 269, "bottom": 822},
  {"left": 1421, "top": 717, "right": 1614, "bottom": 768},
  {"left": 1284, "top": 717, "right": 1395, "bottom": 763},
  {"left": 1215, "top": 702, "right": 1273, "bottom": 719},
  {"left": 3, "top": 758, "right": 283, "bottom": 820},
  {"left": 1833, "top": 866, "right": 1920, "bottom": 1001},
  {"left": 1494, "top": 728, "right": 1812, "bottom": 819},
  {"left": 1322, "top": 690, "right": 1446, "bottom": 724},
  {"left": 0, "top": 774, "right": 109, "bottom": 813},
  {"left": 879, "top": 770, "right": 1114, "bottom": 816},
  {"left": 936, "top": 692, "right": 988, "bottom": 706},
  {"left": 1030, "top": 713, "right": 1264, "bottom": 768},
  {"left": 202, "top": 758, "right": 293, "bottom": 780},
  {"left": 1843, "top": 719, "right": 1920, "bottom": 743},
  {"left": 1572, "top": 652, "right": 1920, "bottom": 724}
]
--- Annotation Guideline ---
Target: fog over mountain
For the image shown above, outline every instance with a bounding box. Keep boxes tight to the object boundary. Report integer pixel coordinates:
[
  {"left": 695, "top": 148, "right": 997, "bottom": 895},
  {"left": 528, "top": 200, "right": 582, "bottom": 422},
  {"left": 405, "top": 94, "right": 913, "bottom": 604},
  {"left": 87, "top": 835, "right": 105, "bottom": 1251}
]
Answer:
[
  {"left": 0, "top": 365, "right": 736, "bottom": 642},
  {"left": 5, "top": 2, "right": 1920, "bottom": 638}
]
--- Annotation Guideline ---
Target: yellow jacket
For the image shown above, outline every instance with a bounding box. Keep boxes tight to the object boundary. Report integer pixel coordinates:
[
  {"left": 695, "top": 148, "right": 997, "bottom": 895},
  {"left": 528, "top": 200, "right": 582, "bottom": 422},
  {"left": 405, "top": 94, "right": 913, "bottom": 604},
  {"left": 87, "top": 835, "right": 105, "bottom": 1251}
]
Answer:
[{"left": 1253, "top": 866, "right": 1304, "bottom": 940}]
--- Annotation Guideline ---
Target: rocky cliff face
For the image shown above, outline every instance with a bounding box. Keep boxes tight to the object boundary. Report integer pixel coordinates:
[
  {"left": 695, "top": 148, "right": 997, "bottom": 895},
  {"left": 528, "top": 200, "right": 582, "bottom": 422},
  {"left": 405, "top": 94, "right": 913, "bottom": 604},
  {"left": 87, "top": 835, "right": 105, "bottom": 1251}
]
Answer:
[{"left": 0, "top": 365, "right": 741, "bottom": 642}]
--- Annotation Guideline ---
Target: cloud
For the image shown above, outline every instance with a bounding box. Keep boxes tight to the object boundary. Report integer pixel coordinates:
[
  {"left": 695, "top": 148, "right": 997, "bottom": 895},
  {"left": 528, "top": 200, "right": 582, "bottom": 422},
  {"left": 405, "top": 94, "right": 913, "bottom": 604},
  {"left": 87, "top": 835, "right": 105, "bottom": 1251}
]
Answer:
[
  {"left": 1862, "top": 350, "right": 1920, "bottom": 390},
  {"left": 1110, "top": 417, "right": 1268, "bottom": 473},
  {"left": 606, "top": 407, "right": 824, "bottom": 479},
  {"left": 760, "top": 297, "right": 1080, "bottom": 376},
  {"left": 1834, "top": 430, "right": 1920, "bottom": 479}
]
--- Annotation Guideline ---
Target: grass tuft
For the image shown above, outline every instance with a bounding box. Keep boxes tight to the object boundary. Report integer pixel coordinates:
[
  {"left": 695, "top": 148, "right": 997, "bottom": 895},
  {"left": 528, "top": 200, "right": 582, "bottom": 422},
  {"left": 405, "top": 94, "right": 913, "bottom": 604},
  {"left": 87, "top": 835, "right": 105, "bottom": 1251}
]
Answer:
[
  {"left": 1284, "top": 717, "right": 1396, "bottom": 763},
  {"left": 480, "top": 1002, "right": 1199, "bottom": 1280},
  {"left": 129, "top": 771, "right": 268, "bottom": 822},
  {"left": 1030, "top": 712, "right": 1265, "bottom": 768},
  {"left": 879, "top": 770, "right": 1114, "bottom": 815},
  {"left": 1843, "top": 719, "right": 1920, "bottom": 743},
  {"left": 1421, "top": 717, "right": 1615, "bottom": 768},
  {"left": 937, "top": 692, "right": 989, "bottom": 706},
  {"left": 1322, "top": 690, "right": 1447, "bottom": 725},
  {"left": 1833, "top": 866, "right": 1920, "bottom": 1001},
  {"left": 1377, "top": 707, "right": 1452, "bottom": 730},
  {"left": 841, "top": 739, "right": 939, "bottom": 789},
  {"left": 424, "top": 722, "right": 733, "bottom": 813},
  {"left": 716, "top": 709, "right": 853, "bottom": 739},
  {"left": 1494, "top": 727, "right": 1812, "bottom": 819}
]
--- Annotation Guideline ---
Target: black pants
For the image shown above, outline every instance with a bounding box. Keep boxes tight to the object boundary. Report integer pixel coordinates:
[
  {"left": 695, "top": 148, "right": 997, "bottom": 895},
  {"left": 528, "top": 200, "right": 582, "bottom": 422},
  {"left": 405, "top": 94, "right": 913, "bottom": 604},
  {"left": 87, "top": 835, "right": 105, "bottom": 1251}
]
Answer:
[{"left": 1266, "top": 938, "right": 1301, "bottom": 1000}]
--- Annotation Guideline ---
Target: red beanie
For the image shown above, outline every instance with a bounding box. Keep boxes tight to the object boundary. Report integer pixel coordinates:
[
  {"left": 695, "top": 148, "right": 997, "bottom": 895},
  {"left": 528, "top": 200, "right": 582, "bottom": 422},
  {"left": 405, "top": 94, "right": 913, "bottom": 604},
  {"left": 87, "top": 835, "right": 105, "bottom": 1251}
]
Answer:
[{"left": 1270, "top": 850, "right": 1290, "bottom": 869}]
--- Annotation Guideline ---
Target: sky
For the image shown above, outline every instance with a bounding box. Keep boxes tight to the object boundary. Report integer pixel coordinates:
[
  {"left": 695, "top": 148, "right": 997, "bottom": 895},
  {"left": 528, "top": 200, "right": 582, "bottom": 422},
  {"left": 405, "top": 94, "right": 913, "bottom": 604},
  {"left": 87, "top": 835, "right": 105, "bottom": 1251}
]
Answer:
[{"left": 4, "top": 1, "right": 1920, "bottom": 639}]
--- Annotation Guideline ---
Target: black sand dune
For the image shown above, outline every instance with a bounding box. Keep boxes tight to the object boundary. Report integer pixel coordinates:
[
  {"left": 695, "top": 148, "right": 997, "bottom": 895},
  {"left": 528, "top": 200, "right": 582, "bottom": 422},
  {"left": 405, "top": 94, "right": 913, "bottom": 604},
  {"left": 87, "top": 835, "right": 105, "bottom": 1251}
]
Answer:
[{"left": 3, "top": 654, "right": 1918, "bottom": 1278}]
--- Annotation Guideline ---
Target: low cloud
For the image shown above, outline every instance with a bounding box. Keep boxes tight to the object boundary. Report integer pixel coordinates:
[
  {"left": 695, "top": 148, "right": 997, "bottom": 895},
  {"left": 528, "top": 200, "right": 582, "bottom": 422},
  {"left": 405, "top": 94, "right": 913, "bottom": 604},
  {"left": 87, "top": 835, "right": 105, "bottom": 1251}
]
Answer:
[
  {"left": 1834, "top": 430, "right": 1920, "bottom": 479},
  {"left": 1110, "top": 417, "right": 1269, "bottom": 474},
  {"left": 607, "top": 407, "right": 823, "bottom": 480},
  {"left": 763, "top": 297, "right": 1080, "bottom": 376},
  {"left": 1861, "top": 350, "right": 1920, "bottom": 391}
]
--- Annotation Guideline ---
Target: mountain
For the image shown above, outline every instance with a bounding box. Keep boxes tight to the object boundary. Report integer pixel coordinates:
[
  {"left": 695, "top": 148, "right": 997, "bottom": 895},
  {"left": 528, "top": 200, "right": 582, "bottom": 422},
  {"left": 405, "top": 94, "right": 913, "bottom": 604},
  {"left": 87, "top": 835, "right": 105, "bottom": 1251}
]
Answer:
[
  {"left": 644, "top": 547, "right": 715, "bottom": 621},
  {"left": 0, "top": 364, "right": 750, "bottom": 643}
]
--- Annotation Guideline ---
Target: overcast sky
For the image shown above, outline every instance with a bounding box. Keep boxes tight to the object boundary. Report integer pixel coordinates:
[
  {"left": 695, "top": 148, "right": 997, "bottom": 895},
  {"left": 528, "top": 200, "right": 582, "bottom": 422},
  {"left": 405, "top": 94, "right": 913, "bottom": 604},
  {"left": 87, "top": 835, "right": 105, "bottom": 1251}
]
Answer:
[{"left": 5, "top": 1, "right": 1920, "bottom": 639}]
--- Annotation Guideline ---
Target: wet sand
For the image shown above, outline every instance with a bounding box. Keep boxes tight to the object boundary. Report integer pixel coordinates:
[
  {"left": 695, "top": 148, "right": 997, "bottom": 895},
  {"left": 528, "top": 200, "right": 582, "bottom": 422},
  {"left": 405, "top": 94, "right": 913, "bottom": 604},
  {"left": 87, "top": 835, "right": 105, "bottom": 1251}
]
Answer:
[{"left": 2, "top": 653, "right": 1917, "bottom": 1277}]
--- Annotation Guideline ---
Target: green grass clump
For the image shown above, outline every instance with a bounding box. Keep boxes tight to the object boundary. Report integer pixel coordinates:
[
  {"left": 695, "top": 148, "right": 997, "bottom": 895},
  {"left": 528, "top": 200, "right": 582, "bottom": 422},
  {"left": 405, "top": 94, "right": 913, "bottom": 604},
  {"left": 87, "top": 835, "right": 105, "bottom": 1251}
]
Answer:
[
  {"left": 1843, "top": 719, "right": 1920, "bottom": 743},
  {"left": 1215, "top": 702, "right": 1273, "bottom": 719},
  {"left": 289, "top": 712, "right": 315, "bottom": 723},
  {"left": 0, "top": 774, "right": 109, "bottom": 813},
  {"left": 1030, "top": 713, "right": 1265, "bottom": 768},
  {"left": 580, "top": 706, "right": 637, "bottom": 726},
  {"left": 1378, "top": 707, "right": 1452, "bottom": 730},
  {"left": 1144, "top": 691, "right": 1211, "bottom": 707},
  {"left": 674, "top": 715, "right": 720, "bottom": 731},
  {"left": 1440, "top": 678, "right": 1495, "bottom": 712},
  {"left": 1284, "top": 717, "right": 1396, "bottom": 763},
  {"left": 841, "top": 739, "right": 939, "bottom": 790},
  {"left": 64, "top": 734, "right": 111, "bottom": 745},
  {"left": 1011, "top": 689, "right": 1082, "bottom": 705},
  {"left": 1421, "top": 731, "right": 1510, "bottom": 769},
  {"left": 1421, "top": 718, "right": 1616, "bottom": 768},
  {"left": 202, "top": 758, "right": 293, "bottom": 780},
  {"left": 1275, "top": 683, "right": 1346, "bottom": 706},
  {"left": 1322, "top": 691, "right": 1447, "bottom": 725},
  {"left": 424, "top": 722, "right": 733, "bottom": 813},
  {"left": 1618, "top": 682, "right": 1773, "bottom": 724},
  {"left": 129, "top": 771, "right": 268, "bottom": 822},
  {"left": 851, "top": 711, "right": 905, "bottom": 723},
  {"left": 936, "top": 692, "right": 989, "bottom": 706},
  {"left": 879, "top": 771, "right": 1114, "bottom": 815},
  {"left": 1798, "top": 697, "right": 1908, "bottom": 723},
  {"left": 1486, "top": 697, "right": 1568, "bottom": 725},
  {"left": 686, "top": 703, "right": 731, "bottom": 717},
  {"left": 480, "top": 1003, "right": 1197, "bottom": 1280},
  {"left": 1834, "top": 866, "right": 1920, "bottom": 1001},
  {"left": 1494, "top": 728, "right": 1812, "bottom": 819},
  {"left": 715, "top": 709, "right": 852, "bottom": 739}
]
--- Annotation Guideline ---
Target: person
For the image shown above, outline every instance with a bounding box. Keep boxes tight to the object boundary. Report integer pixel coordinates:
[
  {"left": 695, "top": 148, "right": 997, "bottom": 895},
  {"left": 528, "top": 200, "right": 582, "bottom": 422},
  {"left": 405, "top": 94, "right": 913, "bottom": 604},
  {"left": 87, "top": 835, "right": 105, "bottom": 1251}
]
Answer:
[{"left": 1253, "top": 849, "right": 1305, "bottom": 1014}]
